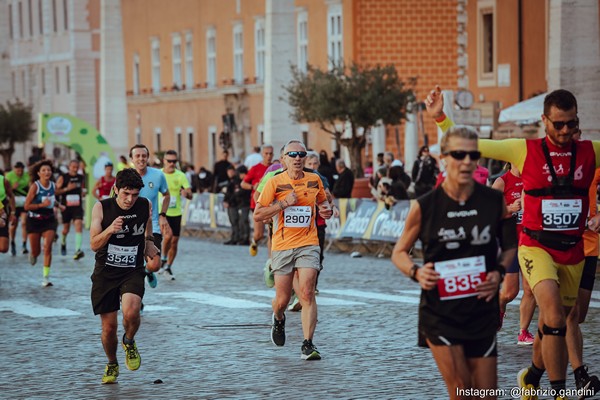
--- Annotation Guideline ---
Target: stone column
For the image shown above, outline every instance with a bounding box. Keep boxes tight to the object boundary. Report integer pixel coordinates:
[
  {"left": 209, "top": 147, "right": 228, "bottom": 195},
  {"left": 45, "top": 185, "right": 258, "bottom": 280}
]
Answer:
[
  {"left": 100, "top": 0, "right": 129, "bottom": 157},
  {"left": 404, "top": 112, "right": 418, "bottom": 170},
  {"left": 264, "top": 0, "right": 297, "bottom": 152},
  {"left": 547, "top": 0, "right": 600, "bottom": 138}
]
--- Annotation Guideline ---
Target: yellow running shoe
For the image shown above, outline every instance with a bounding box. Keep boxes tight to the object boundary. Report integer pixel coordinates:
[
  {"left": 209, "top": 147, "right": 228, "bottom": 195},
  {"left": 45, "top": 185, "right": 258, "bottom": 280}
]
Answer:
[
  {"left": 102, "top": 363, "right": 119, "bottom": 384},
  {"left": 517, "top": 367, "right": 539, "bottom": 400},
  {"left": 249, "top": 240, "right": 258, "bottom": 257},
  {"left": 122, "top": 340, "right": 141, "bottom": 371}
]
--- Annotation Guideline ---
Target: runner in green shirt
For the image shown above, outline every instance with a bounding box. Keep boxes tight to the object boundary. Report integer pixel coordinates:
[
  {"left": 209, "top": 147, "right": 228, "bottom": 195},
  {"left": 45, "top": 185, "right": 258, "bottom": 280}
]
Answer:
[
  {"left": 5, "top": 162, "right": 30, "bottom": 255},
  {"left": 158, "top": 150, "right": 192, "bottom": 280}
]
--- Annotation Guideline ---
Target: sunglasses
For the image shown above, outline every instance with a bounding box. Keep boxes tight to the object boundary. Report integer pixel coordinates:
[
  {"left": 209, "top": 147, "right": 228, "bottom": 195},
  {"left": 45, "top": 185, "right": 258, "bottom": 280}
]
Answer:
[
  {"left": 286, "top": 151, "right": 307, "bottom": 158},
  {"left": 545, "top": 116, "right": 579, "bottom": 131},
  {"left": 165, "top": 159, "right": 178, "bottom": 164},
  {"left": 443, "top": 150, "right": 482, "bottom": 161}
]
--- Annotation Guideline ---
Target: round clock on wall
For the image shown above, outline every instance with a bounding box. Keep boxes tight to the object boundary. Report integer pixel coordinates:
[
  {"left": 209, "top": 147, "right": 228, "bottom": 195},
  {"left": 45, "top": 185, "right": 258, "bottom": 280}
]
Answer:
[{"left": 455, "top": 90, "right": 474, "bottom": 109}]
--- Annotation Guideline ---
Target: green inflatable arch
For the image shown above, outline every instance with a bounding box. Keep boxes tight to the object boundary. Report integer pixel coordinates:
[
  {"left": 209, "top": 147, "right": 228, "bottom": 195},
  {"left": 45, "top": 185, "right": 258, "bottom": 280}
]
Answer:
[{"left": 38, "top": 113, "right": 117, "bottom": 228}]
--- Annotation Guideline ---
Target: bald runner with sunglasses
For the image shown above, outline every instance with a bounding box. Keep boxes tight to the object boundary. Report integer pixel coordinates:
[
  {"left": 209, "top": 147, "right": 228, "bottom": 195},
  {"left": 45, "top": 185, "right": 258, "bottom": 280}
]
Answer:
[
  {"left": 254, "top": 140, "right": 332, "bottom": 361},
  {"left": 427, "top": 87, "right": 600, "bottom": 399}
]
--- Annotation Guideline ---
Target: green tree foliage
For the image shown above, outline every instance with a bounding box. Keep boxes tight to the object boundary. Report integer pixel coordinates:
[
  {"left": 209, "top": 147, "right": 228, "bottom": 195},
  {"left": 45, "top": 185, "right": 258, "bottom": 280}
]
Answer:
[
  {"left": 284, "top": 62, "right": 416, "bottom": 177},
  {"left": 0, "top": 100, "right": 35, "bottom": 169}
]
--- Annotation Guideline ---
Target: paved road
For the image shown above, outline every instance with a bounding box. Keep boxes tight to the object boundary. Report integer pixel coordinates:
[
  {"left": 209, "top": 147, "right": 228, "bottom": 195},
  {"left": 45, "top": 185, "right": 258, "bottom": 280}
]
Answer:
[{"left": 1, "top": 232, "right": 599, "bottom": 399}]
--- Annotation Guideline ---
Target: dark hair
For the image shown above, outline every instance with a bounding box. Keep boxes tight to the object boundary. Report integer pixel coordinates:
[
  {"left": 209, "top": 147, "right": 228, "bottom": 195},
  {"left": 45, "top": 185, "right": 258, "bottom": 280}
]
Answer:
[
  {"left": 418, "top": 145, "right": 430, "bottom": 157},
  {"left": 30, "top": 160, "right": 55, "bottom": 184},
  {"left": 119, "top": 155, "right": 127, "bottom": 163},
  {"left": 14, "top": 161, "right": 25, "bottom": 168},
  {"left": 236, "top": 165, "right": 248, "bottom": 174},
  {"left": 544, "top": 89, "right": 578, "bottom": 115},
  {"left": 388, "top": 166, "right": 405, "bottom": 181},
  {"left": 115, "top": 168, "right": 144, "bottom": 190},
  {"left": 165, "top": 149, "right": 177, "bottom": 157},
  {"left": 129, "top": 144, "right": 149, "bottom": 158}
]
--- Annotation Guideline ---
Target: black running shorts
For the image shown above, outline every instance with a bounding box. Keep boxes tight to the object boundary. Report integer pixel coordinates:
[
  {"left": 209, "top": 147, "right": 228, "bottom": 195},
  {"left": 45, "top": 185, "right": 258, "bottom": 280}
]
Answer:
[
  {"left": 166, "top": 215, "right": 182, "bottom": 237},
  {"left": 61, "top": 206, "right": 84, "bottom": 223},
  {"left": 423, "top": 332, "right": 498, "bottom": 358},
  {"left": 579, "top": 256, "right": 597, "bottom": 291},
  {"left": 26, "top": 216, "right": 58, "bottom": 234},
  {"left": 91, "top": 267, "right": 146, "bottom": 315}
]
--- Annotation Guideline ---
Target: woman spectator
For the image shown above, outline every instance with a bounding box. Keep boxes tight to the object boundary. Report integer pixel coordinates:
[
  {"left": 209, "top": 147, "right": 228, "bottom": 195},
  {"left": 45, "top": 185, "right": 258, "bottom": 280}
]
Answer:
[
  {"left": 391, "top": 126, "right": 517, "bottom": 399},
  {"left": 412, "top": 145, "right": 439, "bottom": 197}
]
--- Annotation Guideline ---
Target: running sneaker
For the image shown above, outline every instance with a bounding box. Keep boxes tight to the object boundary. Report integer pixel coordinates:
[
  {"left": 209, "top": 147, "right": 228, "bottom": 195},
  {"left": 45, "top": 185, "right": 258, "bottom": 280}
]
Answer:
[
  {"left": 122, "top": 339, "right": 141, "bottom": 371},
  {"left": 263, "top": 258, "right": 274, "bottom": 288},
  {"left": 517, "top": 367, "right": 540, "bottom": 400},
  {"left": 498, "top": 311, "right": 505, "bottom": 332},
  {"left": 73, "top": 250, "right": 85, "bottom": 260},
  {"left": 288, "top": 295, "right": 302, "bottom": 312},
  {"left": 575, "top": 365, "right": 600, "bottom": 399},
  {"left": 158, "top": 259, "right": 167, "bottom": 272},
  {"left": 61, "top": 243, "right": 67, "bottom": 256},
  {"left": 271, "top": 313, "right": 285, "bottom": 346},
  {"left": 10, "top": 241, "right": 16, "bottom": 256},
  {"left": 146, "top": 271, "right": 158, "bottom": 288},
  {"left": 42, "top": 277, "right": 53, "bottom": 287},
  {"left": 22, "top": 246, "right": 29, "bottom": 254},
  {"left": 102, "top": 363, "right": 119, "bottom": 384},
  {"left": 164, "top": 268, "right": 175, "bottom": 281},
  {"left": 517, "top": 329, "right": 535, "bottom": 346},
  {"left": 301, "top": 339, "right": 321, "bottom": 361},
  {"left": 249, "top": 240, "right": 258, "bottom": 257},
  {"left": 29, "top": 254, "right": 37, "bottom": 266}
]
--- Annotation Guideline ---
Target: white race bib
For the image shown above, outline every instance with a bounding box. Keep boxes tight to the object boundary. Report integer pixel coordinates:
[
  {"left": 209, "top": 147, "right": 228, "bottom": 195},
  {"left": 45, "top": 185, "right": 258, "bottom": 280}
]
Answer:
[
  {"left": 100, "top": 195, "right": 110, "bottom": 200},
  {"left": 15, "top": 196, "right": 26, "bottom": 208},
  {"left": 435, "top": 255, "right": 486, "bottom": 301},
  {"left": 66, "top": 194, "right": 80, "bottom": 207},
  {"left": 168, "top": 196, "right": 177, "bottom": 208},
  {"left": 43, "top": 196, "right": 55, "bottom": 208},
  {"left": 283, "top": 206, "right": 312, "bottom": 228},
  {"left": 541, "top": 199, "right": 581, "bottom": 231},
  {"left": 106, "top": 244, "right": 138, "bottom": 268}
]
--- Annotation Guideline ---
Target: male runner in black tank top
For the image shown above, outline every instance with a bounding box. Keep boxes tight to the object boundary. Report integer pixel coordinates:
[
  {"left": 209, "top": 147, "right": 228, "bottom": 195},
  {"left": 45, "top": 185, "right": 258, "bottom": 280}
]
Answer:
[
  {"left": 56, "top": 160, "right": 86, "bottom": 259},
  {"left": 89, "top": 168, "right": 160, "bottom": 384}
]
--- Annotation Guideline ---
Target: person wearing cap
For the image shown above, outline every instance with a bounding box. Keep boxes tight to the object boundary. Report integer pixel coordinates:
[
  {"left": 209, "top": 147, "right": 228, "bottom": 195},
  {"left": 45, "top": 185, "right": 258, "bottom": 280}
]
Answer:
[
  {"left": 93, "top": 162, "right": 116, "bottom": 201},
  {"left": 6, "top": 161, "right": 30, "bottom": 255}
]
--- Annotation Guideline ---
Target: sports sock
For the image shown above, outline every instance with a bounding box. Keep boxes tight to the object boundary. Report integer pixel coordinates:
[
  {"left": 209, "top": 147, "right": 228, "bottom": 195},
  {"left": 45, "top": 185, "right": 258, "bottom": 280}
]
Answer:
[
  {"left": 61, "top": 234, "right": 66, "bottom": 245},
  {"left": 43, "top": 266, "right": 50, "bottom": 277},
  {"left": 75, "top": 233, "right": 82, "bottom": 251}
]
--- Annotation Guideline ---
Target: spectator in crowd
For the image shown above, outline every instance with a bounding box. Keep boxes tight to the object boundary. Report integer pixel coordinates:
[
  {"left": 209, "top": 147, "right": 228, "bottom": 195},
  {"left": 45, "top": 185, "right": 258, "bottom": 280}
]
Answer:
[
  {"left": 212, "top": 150, "right": 234, "bottom": 193},
  {"left": 364, "top": 161, "right": 374, "bottom": 178},
  {"left": 318, "top": 150, "right": 335, "bottom": 189},
  {"left": 383, "top": 151, "right": 395, "bottom": 168},
  {"left": 197, "top": 167, "right": 213, "bottom": 193},
  {"left": 389, "top": 165, "right": 411, "bottom": 191},
  {"left": 375, "top": 153, "right": 385, "bottom": 168},
  {"left": 244, "top": 146, "right": 263, "bottom": 169},
  {"left": 332, "top": 160, "right": 354, "bottom": 198},
  {"left": 184, "top": 165, "right": 198, "bottom": 192},
  {"left": 223, "top": 165, "right": 251, "bottom": 245},
  {"left": 411, "top": 145, "right": 439, "bottom": 197}
]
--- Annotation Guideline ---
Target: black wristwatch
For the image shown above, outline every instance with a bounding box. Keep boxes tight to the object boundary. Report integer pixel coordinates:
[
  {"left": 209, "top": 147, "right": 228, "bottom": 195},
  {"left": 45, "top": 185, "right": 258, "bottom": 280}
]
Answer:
[
  {"left": 159, "top": 212, "right": 167, "bottom": 218},
  {"left": 409, "top": 264, "right": 421, "bottom": 282}
]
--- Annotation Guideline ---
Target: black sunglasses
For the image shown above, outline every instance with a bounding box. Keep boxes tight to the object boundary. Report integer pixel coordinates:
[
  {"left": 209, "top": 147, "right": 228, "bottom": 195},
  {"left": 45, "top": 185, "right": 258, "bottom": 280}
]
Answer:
[
  {"left": 545, "top": 116, "right": 579, "bottom": 131},
  {"left": 286, "top": 151, "right": 307, "bottom": 158},
  {"left": 165, "top": 159, "right": 178, "bottom": 164},
  {"left": 443, "top": 150, "right": 482, "bottom": 161}
]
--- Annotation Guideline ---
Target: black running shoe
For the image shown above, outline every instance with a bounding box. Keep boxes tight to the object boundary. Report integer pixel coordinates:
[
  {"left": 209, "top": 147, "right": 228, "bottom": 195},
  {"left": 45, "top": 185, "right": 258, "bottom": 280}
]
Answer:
[
  {"left": 10, "top": 241, "right": 16, "bottom": 256},
  {"left": 271, "top": 313, "right": 285, "bottom": 346},
  {"left": 301, "top": 339, "right": 321, "bottom": 361},
  {"left": 576, "top": 366, "right": 600, "bottom": 399},
  {"left": 73, "top": 250, "right": 85, "bottom": 260},
  {"left": 61, "top": 244, "right": 67, "bottom": 256}
]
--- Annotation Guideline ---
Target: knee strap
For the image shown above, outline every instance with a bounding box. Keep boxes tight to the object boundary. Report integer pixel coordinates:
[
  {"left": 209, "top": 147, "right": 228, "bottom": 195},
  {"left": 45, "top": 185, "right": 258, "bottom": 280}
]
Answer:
[{"left": 542, "top": 324, "right": 566, "bottom": 337}]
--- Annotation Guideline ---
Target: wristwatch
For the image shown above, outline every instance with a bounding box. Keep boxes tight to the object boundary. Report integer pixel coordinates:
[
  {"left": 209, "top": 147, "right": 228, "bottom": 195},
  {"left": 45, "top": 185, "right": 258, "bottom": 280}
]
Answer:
[
  {"left": 410, "top": 264, "right": 421, "bottom": 282},
  {"left": 159, "top": 212, "right": 167, "bottom": 218}
]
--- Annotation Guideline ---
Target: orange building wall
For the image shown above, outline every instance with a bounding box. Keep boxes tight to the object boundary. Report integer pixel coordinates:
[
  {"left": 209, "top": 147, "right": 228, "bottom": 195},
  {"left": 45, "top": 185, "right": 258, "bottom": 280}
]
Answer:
[
  {"left": 466, "top": 0, "right": 547, "bottom": 109},
  {"left": 353, "top": 0, "right": 459, "bottom": 158}
]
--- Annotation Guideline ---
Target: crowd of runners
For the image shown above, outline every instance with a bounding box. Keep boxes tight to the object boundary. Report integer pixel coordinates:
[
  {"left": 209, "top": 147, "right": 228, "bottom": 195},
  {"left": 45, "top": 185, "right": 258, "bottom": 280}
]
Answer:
[{"left": 2, "top": 88, "right": 600, "bottom": 400}]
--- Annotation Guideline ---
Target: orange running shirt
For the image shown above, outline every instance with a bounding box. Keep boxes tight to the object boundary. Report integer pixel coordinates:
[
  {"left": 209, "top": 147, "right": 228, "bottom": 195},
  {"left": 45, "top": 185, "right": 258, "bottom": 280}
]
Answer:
[{"left": 257, "top": 171, "right": 327, "bottom": 251}]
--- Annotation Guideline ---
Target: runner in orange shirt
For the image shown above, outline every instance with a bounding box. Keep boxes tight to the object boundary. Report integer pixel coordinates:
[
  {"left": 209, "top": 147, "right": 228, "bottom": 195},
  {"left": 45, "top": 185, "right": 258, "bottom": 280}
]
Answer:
[{"left": 254, "top": 140, "right": 332, "bottom": 360}]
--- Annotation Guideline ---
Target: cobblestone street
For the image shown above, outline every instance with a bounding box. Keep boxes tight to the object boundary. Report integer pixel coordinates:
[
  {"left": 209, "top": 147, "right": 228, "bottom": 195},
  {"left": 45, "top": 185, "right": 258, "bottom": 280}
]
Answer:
[{"left": 1, "top": 233, "right": 599, "bottom": 399}]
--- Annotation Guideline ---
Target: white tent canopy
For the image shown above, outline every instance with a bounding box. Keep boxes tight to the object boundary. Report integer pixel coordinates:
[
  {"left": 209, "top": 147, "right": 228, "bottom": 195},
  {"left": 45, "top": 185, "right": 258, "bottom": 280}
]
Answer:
[{"left": 498, "top": 93, "right": 546, "bottom": 125}]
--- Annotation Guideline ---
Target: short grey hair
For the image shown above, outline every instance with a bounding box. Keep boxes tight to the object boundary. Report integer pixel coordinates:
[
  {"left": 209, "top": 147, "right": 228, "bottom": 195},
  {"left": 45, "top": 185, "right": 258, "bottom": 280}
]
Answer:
[
  {"left": 336, "top": 159, "right": 346, "bottom": 168},
  {"left": 440, "top": 125, "right": 479, "bottom": 153},
  {"left": 261, "top": 144, "right": 274, "bottom": 151},
  {"left": 283, "top": 140, "right": 306, "bottom": 153},
  {"left": 305, "top": 151, "right": 319, "bottom": 164}
]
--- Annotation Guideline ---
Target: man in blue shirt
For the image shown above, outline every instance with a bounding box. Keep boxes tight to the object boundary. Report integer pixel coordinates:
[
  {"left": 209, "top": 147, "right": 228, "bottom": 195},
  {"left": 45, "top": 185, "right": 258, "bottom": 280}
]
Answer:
[{"left": 130, "top": 144, "right": 171, "bottom": 288}]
